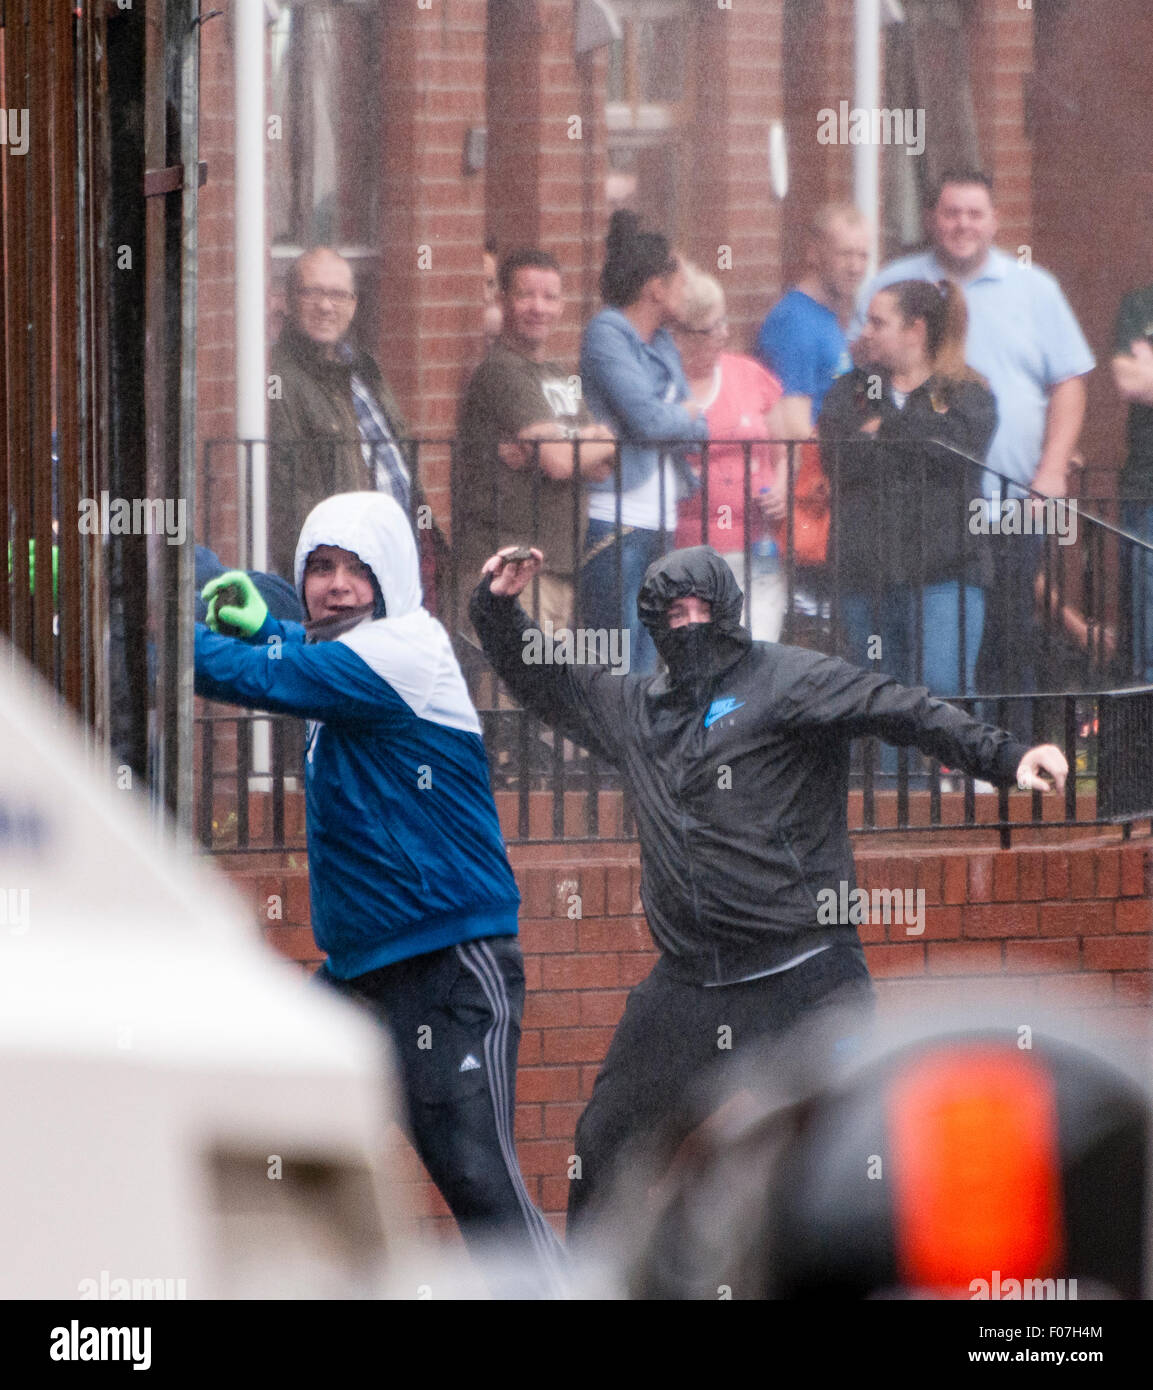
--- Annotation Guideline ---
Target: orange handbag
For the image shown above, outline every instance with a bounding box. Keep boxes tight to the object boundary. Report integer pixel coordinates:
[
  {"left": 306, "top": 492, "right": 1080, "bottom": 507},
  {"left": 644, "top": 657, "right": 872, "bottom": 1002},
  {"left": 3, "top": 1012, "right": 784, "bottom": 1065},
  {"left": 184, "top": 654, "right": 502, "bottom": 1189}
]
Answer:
[{"left": 772, "top": 441, "right": 830, "bottom": 566}]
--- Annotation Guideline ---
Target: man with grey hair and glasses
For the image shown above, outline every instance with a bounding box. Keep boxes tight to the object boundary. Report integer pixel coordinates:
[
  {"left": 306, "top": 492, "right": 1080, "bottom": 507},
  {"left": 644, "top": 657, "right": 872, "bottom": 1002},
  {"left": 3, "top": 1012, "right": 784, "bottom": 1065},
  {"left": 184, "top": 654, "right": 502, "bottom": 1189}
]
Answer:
[{"left": 268, "top": 246, "right": 435, "bottom": 587}]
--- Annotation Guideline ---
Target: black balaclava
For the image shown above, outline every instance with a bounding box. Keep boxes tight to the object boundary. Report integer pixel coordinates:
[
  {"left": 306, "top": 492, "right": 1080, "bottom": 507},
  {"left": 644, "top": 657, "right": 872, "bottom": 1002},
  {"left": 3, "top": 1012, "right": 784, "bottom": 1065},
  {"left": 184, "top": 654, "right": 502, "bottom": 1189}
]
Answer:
[{"left": 637, "top": 546, "right": 752, "bottom": 689}]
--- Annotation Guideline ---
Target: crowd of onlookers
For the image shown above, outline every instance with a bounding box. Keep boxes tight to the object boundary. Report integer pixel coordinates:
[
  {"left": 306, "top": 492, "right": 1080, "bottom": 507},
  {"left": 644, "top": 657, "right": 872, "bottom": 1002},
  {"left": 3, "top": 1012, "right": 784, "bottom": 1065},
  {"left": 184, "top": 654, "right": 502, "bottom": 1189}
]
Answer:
[{"left": 257, "top": 167, "right": 1153, "bottom": 709}]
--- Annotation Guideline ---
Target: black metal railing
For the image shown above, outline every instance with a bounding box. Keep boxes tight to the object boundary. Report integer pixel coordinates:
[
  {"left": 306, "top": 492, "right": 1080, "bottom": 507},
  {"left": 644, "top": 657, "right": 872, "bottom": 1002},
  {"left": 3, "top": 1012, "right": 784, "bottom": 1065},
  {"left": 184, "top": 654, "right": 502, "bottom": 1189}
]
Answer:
[{"left": 195, "top": 434, "right": 1153, "bottom": 851}]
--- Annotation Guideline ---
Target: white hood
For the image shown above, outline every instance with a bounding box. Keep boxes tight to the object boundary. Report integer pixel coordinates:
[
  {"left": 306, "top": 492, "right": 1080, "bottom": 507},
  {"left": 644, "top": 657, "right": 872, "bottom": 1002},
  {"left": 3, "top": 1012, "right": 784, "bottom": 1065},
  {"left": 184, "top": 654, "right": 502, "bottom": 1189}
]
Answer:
[
  {"left": 291, "top": 491, "right": 481, "bottom": 737},
  {"left": 294, "top": 492, "right": 422, "bottom": 619}
]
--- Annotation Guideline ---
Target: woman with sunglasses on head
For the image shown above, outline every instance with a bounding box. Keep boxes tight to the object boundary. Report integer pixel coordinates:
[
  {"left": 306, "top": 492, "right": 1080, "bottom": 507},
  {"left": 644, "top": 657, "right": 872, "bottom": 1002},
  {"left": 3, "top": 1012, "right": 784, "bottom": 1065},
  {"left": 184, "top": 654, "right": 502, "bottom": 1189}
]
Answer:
[{"left": 671, "top": 265, "right": 790, "bottom": 640}]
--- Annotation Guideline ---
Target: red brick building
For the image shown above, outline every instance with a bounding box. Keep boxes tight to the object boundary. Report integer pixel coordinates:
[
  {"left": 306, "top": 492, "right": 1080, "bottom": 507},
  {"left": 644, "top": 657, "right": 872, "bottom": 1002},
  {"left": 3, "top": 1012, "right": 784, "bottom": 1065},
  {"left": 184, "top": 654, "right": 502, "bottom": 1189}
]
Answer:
[{"left": 195, "top": 0, "right": 1153, "bottom": 548}]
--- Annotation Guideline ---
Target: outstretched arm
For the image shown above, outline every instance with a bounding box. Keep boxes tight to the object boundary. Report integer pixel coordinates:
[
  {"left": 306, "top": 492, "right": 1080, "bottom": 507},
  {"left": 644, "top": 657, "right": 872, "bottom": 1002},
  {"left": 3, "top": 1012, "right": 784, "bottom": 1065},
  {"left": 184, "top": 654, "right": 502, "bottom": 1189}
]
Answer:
[
  {"left": 778, "top": 651, "right": 1065, "bottom": 790},
  {"left": 194, "top": 622, "right": 409, "bottom": 728}
]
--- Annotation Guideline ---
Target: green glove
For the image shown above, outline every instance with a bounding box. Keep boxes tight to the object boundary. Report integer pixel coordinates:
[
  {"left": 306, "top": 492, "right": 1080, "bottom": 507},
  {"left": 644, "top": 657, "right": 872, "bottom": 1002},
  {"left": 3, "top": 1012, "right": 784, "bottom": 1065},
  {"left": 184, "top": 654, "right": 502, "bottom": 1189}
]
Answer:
[{"left": 202, "top": 570, "right": 268, "bottom": 638}]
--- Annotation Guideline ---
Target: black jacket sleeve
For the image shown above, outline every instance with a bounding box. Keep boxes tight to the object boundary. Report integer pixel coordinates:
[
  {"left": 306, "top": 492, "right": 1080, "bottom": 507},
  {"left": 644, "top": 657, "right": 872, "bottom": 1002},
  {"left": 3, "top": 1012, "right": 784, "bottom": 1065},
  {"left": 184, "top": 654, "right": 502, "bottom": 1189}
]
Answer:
[
  {"left": 897, "top": 378, "right": 998, "bottom": 469},
  {"left": 1114, "top": 290, "right": 1150, "bottom": 355},
  {"left": 816, "top": 371, "right": 869, "bottom": 467},
  {"left": 777, "top": 649, "right": 1033, "bottom": 784},
  {"left": 469, "top": 576, "right": 628, "bottom": 764}
]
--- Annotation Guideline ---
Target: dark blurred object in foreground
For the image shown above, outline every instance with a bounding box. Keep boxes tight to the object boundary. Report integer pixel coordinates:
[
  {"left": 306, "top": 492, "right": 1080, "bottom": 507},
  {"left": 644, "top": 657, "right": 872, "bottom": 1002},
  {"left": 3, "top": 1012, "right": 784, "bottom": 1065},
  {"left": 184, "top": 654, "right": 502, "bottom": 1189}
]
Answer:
[{"left": 625, "top": 1025, "right": 1148, "bottom": 1301}]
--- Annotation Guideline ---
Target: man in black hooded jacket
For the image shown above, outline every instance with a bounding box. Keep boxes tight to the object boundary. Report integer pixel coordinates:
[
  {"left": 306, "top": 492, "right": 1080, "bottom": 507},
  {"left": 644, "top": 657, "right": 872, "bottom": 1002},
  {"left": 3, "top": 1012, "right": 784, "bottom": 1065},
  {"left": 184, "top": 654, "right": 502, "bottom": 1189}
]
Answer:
[{"left": 470, "top": 543, "right": 1068, "bottom": 1243}]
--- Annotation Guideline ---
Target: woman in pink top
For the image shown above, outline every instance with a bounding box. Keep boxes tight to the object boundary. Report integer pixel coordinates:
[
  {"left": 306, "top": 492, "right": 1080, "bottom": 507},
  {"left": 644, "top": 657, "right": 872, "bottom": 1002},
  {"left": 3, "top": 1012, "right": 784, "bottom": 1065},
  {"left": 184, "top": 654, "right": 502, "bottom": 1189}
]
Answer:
[{"left": 672, "top": 267, "right": 789, "bottom": 639}]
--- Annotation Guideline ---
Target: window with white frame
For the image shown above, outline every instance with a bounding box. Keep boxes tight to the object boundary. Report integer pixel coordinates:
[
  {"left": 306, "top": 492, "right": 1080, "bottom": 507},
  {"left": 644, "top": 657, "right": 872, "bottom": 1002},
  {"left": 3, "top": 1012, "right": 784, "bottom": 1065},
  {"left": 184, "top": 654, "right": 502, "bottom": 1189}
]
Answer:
[{"left": 604, "top": 0, "right": 691, "bottom": 237}]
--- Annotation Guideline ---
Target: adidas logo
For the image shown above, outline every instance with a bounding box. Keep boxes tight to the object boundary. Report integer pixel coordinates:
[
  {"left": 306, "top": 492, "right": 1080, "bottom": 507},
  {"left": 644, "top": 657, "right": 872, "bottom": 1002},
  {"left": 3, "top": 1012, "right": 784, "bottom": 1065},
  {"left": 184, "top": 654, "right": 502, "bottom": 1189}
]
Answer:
[{"left": 458, "top": 1054, "right": 481, "bottom": 1073}]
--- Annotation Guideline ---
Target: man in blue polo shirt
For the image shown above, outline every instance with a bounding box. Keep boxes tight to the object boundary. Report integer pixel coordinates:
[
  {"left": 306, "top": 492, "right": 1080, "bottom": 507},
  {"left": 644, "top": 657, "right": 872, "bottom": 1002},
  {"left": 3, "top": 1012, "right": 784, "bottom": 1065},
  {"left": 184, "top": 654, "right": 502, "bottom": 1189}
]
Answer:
[
  {"left": 853, "top": 170, "right": 1094, "bottom": 731},
  {"left": 758, "top": 202, "right": 872, "bottom": 438},
  {"left": 757, "top": 204, "right": 872, "bottom": 625}
]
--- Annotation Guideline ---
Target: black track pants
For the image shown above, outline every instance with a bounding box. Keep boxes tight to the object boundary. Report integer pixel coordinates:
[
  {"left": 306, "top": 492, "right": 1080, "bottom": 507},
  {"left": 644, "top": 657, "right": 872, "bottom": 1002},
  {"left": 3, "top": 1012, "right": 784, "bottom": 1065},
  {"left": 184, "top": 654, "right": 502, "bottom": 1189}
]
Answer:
[{"left": 318, "top": 934, "right": 567, "bottom": 1295}]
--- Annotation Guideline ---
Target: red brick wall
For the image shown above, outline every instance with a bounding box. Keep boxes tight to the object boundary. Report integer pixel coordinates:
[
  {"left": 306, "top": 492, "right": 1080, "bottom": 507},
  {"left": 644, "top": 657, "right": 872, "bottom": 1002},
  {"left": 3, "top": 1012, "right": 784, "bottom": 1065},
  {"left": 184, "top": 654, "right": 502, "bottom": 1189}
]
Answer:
[
  {"left": 226, "top": 833, "right": 1152, "bottom": 1240},
  {"left": 968, "top": 0, "right": 1033, "bottom": 253},
  {"left": 196, "top": 18, "right": 239, "bottom": 558},
  {"left": 194, "top": 0, "right": 1062, "bottom": 545},
  {"left": 855, "top": 839, "right": 1153, "bottom": 1020},
  {"left": 1030, "top": 0, "right": 1153, "bottom": 497},
  {"left": 687, "top": 1, "right": 784, "bottom": 354}
]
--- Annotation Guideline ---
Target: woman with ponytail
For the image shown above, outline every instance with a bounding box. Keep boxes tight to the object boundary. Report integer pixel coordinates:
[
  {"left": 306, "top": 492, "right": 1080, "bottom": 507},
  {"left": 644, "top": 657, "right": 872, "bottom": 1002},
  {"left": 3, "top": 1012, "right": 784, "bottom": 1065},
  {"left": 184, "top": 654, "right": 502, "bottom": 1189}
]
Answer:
[
  {"left": 578, "top": 211, "right": 708, "bottom": 674},
  {"left": 818, "top": 279, "right": 997, "bottom": 699}
]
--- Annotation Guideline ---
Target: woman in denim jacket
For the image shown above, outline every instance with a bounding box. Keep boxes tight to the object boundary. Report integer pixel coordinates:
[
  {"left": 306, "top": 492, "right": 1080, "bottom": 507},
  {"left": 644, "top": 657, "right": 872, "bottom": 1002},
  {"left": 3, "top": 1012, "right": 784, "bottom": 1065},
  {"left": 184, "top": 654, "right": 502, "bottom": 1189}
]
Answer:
[{"left": 579, "top": 211, "right": 708, "bottom": 673}]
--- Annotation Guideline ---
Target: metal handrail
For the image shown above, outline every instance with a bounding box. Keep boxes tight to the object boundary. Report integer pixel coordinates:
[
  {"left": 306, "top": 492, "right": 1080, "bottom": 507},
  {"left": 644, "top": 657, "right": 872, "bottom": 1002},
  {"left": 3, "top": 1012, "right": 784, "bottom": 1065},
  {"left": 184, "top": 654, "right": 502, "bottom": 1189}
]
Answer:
[{"left": 194, "top": 434, "right": 1153, "bottom": 851}]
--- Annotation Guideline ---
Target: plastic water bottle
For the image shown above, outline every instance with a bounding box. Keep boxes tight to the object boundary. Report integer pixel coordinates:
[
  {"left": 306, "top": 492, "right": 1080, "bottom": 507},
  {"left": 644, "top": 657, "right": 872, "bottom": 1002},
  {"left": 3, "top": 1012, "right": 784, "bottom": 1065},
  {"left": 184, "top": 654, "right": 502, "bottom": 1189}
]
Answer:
[
  {"left": 753, "top": 488, "right": 779, "bottom": 575},
  {"left": 752, "top": 535, "right": 778, "bottom": 567}
]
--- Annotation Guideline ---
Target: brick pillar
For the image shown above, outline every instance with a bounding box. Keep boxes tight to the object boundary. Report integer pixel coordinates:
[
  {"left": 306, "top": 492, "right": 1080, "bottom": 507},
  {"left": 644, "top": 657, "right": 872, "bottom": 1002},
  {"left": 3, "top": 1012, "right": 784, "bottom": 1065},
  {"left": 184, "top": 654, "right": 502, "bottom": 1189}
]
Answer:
[
  {"left": 824, "top": 0, "right": 858, "bottom": 206},
  {"left": 968, "top": 0, "right": 1034, "bottom": 252},
  {"left": 195, "top": 17, "right": 239, "bottom": 559},
  {"left": 484, "top": 0, "right": 608, "bottom": 368},
  {"left": 378, "top": 0, "right": 490, "bottom": 517},
  {"left": 485, "top": 0, "right": 544, "bottom": 256},
  {"left": 575, "top": 45, "right": 611, "bottom": 332},
  {"left": 539, "top": 0, "right": 609, "bottom": 367},
  {"left": 779, "top": 0, "right": 857, "bottom": 297},
  {"left": 689, "top": 1, "right": 785, "bottom": 354}
]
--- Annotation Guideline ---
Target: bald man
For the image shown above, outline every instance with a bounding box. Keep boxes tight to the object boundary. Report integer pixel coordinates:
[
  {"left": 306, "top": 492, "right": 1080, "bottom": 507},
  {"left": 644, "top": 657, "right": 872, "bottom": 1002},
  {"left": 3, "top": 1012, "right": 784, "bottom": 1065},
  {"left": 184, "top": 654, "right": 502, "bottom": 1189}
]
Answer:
[{"left": 267, "top": 247, "right": 419, "bottom": 582}]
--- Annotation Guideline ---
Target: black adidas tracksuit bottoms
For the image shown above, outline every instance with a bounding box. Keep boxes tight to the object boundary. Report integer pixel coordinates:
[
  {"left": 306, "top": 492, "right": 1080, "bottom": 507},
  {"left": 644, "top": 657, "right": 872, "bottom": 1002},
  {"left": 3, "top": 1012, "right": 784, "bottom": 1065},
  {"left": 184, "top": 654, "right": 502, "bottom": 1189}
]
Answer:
[{"left": 317, "top": 934, "right": 566, "bottom": 1293}]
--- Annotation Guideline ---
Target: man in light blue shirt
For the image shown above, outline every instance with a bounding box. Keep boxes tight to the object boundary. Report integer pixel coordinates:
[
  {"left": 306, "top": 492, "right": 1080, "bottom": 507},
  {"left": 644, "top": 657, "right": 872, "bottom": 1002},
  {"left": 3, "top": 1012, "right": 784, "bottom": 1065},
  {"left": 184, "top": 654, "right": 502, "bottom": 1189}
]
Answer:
[{"left": 852, "top": 170, "right": 1094, "bottom": 728}]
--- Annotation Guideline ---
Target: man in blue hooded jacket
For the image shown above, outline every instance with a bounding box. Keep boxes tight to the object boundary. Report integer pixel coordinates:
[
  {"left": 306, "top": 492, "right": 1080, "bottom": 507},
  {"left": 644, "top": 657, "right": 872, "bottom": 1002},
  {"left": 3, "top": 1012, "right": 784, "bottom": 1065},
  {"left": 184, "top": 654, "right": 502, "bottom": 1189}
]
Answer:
[{"left": 194, "top": 492, "right": 564, "bottom": 1291}]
